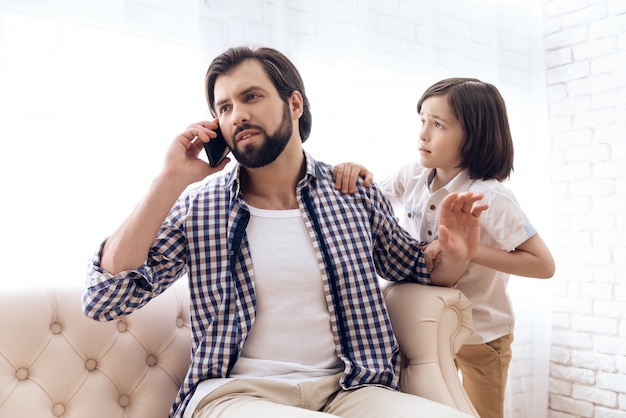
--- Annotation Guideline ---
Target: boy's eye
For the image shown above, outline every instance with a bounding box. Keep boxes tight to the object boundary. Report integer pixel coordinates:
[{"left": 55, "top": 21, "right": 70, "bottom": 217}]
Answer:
[{"left": 219, "top": 105, "right": 230, "bottom": 114}]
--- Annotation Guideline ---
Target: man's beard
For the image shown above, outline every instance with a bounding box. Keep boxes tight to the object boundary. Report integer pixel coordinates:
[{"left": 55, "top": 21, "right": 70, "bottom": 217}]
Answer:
[{"left": 230, "top": 103, "right": 292, "bottom": 169}]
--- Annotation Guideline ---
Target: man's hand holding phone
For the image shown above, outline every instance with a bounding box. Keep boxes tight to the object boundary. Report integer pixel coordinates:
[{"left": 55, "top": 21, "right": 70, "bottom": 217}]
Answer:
[{"left": 162, "top": 120, "right": 230, "bottom": 187}]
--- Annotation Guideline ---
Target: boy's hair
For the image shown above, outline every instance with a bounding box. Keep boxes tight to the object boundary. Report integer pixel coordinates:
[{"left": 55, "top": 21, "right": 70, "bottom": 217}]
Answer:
[
  {"left": 205, "top": 46, "right": 312, "bottom": 142},
  {"left": 417, "top": 78, "right": 514, "bottom": 181}
]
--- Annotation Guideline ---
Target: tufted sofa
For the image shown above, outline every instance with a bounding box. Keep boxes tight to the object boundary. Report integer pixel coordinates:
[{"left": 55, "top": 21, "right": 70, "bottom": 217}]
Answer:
[{"left": 0, "top": 280, "right": 478, "bottom": 418}]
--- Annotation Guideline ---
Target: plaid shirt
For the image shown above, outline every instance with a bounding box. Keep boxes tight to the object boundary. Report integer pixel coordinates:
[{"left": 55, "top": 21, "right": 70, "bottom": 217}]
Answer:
[{"left": 83, "top": 152, "right": 431, "bottom": 418}]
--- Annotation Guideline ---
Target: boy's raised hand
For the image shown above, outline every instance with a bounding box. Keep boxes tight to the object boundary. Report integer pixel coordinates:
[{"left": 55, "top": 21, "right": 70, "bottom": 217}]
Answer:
[{"left": 437, "top": 192, "right": 488, "bottom": 263}]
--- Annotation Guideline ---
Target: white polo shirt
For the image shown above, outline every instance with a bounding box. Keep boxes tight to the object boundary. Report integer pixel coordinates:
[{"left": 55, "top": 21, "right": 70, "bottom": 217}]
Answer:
[{"left": 379, "top": 163, "right": 536, "bottom": 344}]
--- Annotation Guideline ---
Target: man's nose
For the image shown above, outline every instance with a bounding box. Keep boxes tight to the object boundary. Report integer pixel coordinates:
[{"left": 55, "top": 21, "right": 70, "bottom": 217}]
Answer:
[{"left": 231, "top": 104, "right": 250, "bottom": 126}]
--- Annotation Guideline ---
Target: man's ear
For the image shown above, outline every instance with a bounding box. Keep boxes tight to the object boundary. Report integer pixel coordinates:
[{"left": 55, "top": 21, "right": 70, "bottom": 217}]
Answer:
[{"left": 289, "top": 90, "right": 304, "bottom": 119}]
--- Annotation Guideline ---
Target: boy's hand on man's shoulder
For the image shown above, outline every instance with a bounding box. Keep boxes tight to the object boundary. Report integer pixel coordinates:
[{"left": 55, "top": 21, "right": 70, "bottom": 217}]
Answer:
[{"left": 333, "top": 162, "right": 373, "bottom": 194}]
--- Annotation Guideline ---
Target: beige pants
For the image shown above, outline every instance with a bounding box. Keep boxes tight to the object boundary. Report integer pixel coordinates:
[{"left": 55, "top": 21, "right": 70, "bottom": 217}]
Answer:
[
  {"left": 455, "top": 333, "right": 514, "bottom": 418},
  {"left": 193, "top": 373, "right": 473, "bottom": 418}
]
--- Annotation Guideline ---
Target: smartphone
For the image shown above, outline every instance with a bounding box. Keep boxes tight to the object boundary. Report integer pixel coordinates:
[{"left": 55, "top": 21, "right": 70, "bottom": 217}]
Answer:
[{"left": 203, "top": 126, "right": 229, "bottom": 167}]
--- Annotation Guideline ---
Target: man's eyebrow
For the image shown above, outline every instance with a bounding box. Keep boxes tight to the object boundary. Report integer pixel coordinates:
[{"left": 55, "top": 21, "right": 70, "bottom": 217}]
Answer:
[
  {"left": 215, "top": 85, "right": 267, "bottom": 108},
  {"left": 241, "top": 85, "right": 265, "bottom": 96}
]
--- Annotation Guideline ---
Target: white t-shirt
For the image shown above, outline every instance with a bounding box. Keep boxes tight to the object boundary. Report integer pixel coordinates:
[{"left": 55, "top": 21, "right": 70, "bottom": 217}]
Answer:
[
  {"left": 183, "top": 206, "right": 342, "bottom": 417},
  {"left": 230, "top": 205, "right": 342, "bottom": 377},
  {"left": 379, "top": 163, "right": 536, "bottom": 344}
]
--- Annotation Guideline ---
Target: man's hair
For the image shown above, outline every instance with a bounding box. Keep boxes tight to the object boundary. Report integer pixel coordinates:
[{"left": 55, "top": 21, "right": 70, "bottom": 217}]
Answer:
[
  {"left": 205, "top": 46, "right": 312, "bottom": 142},
  {"left": 417, "top": 77, "right": 514, "bottom": 181}
]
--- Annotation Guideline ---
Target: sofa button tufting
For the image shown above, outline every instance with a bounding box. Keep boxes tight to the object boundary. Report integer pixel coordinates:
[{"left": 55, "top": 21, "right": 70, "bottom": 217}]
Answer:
[
  {"left": 146, "top": 354, "right": 157, "bottom": 366},
  {"left": 52, "top": 403, "right": 65, "bottom": 416},
  {"left": 50, "top": 322, "right": 62, "bottom": 334},
  {"left": 15, "top": 368, "right": 29, "bottom": 380},
  {"left": 118, "top": 395, "right": 130, "bottom": 407},
  {"left": 85, "top": 359, "right": 97, "bottom": 371},
  {"left": 176, "top": 317, "right": 184, "bottom": 327},
  {"left": 117, "top": 321, "right": 127, "bottom": 332}
]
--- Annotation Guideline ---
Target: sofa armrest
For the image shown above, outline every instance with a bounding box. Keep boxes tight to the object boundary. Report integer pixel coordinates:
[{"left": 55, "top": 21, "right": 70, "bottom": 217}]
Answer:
[{"left": 384, "top": 282, "right": 479, "bottom": 417}]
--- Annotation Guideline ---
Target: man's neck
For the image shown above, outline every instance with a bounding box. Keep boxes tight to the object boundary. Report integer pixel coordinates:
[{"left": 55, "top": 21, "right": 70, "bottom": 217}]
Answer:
[{"left": 240, "top": 143, "right": 306, "bottom": 210}]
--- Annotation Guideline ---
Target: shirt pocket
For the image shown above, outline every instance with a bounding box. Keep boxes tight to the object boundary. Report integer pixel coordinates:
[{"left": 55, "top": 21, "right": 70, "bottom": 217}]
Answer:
[{"left": 404, "top": 206, "right": 422, "bottom": 222}]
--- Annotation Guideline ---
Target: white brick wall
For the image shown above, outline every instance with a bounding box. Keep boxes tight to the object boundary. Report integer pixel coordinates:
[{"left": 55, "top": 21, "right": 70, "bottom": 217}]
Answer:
[{"left": 542, "top": 0, "right": 626, "bottom": 417}]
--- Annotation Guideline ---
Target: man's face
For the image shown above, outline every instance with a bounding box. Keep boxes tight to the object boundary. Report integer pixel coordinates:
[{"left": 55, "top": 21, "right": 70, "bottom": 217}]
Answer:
[{"left": 213, "top": 59, "right": 294, "bottom": 168}]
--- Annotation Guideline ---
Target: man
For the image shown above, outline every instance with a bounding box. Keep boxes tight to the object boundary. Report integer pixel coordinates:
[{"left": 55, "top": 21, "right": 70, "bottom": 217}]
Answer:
[{"left": 83, "top": 46, "right": 487, "bottom": 418}]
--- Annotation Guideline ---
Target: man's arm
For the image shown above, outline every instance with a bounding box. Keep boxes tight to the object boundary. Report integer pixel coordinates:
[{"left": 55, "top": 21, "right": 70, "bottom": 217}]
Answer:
[
  {"left": 334, "top": 164, "right": 488, "bottom": 286},
  {"left": 101, "top": 120, "right": 229, "bottom": 274},
  {"left": 428, "top": 192, "right": 488, "bottom": 286}
]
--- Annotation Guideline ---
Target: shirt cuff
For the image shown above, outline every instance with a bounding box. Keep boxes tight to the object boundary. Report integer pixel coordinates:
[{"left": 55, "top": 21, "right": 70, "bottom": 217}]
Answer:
[{"left": 85, "top": 241, "right": 153, "bottom": 291}]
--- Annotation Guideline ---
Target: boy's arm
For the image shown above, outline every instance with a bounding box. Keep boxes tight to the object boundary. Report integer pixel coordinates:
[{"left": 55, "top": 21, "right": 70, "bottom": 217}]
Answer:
[{"left": 471, "top": 234, "right": 555, "bottom": 278}]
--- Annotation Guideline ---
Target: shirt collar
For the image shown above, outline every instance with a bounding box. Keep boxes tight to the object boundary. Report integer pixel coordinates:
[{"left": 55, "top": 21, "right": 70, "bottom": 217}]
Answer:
[
  {"left": 427, "top": 168, "right": 472, "bottom": 193},
  {"left": 300, "top": 151, "right": 325, "bottom": 187},
  {"left": 224, "top": 162, "right": 241, "bottom": 197},
  {"left": 222, "top": 151, "right": 325, "bottom": 199}
]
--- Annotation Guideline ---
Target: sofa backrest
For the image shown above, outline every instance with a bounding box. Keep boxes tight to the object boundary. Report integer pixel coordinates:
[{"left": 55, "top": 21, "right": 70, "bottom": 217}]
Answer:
[{"left": 0, "top": 280, "right": 191, "bottom": 418}]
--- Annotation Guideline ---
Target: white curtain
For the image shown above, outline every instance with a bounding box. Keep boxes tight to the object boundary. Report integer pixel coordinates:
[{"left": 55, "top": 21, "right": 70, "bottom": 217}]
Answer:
[{"left": 0, "top": 1, "right": 551, "bottom": 416}]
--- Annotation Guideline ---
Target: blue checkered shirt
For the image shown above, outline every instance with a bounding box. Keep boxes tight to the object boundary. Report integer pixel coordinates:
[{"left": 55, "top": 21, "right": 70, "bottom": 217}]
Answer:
[{"left": 83, "top": 152, "right": 432, "bottom": 418}]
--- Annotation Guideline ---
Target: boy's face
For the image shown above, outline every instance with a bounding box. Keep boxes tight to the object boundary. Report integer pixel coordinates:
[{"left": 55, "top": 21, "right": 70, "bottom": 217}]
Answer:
[
  {"left": 418, "top": 94, "right": 465, "bottom": 173},
  {"left": 213, "top": 59, "right": 295, "bottom": 168}
]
